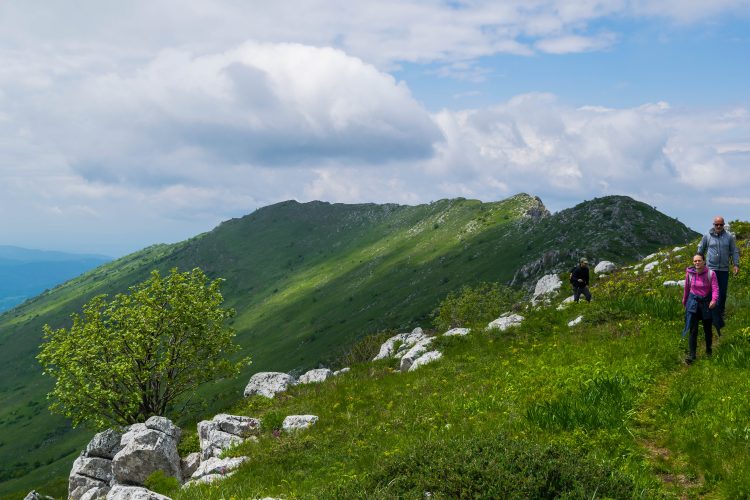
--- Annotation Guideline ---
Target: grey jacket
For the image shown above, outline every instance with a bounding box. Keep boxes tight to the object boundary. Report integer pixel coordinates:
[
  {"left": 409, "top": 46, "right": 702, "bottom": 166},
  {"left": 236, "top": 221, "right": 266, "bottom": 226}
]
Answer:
[{"left": 697, "top": 228, "right": 740, "bottom": 272}]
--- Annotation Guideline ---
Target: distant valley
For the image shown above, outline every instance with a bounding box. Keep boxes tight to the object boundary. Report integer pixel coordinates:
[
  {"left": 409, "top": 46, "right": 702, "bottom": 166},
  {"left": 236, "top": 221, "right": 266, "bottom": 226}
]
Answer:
[{"left": 0, "top": 246, "right": 111, "bottom": 312}]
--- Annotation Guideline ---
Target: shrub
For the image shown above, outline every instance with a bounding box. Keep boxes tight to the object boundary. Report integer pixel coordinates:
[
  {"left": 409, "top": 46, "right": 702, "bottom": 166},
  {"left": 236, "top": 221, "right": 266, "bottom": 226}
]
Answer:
[
  {"left": 316, "top": 433, "right": 637, "bottom": 498},
  {"left": 432, "top": 282, "right": 521, "bottom": 332}
]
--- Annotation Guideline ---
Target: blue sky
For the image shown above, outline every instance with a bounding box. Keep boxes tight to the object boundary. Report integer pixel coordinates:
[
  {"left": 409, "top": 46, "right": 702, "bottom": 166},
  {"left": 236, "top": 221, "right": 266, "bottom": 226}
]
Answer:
[{"left": 0, "top": 1, "right": 748, "bottom": 256}]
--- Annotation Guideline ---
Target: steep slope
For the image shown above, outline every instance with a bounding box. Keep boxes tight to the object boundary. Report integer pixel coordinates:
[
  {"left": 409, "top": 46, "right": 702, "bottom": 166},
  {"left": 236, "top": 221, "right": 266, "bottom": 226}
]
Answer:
[{"left": 0, "top": 194, "right": 697, "bottom": 495}]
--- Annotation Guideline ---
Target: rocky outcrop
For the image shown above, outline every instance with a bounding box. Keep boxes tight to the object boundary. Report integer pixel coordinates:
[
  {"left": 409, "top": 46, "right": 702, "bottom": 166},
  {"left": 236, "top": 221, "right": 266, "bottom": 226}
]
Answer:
[
  {"left": 298, "top": 368, "right": 333, "bottom": 384},
  {"left": 568, "top": 316, "right": 583, "bottom": 327},
  {"left": 69, "top": 428, "right": 126, "bottom": 500},
  {"left": 531, "top": 274, "right": 562, "bottom": 305},
  {"left": 198, "top": 414, "right": 260, "bottom": 460},
  {"left": 488, "top": 313, "right": 524, "bottom": 331},
  {"left": 408, "top": 351, "right": 443, "bottom": 371},
  {"left": 333, "top": 367, "right": 351, "bottom": 376},
  {"left": 183, "top": 457, "right": 249, "bottom": 487},
  {"left": 282, "top": 415, "right": 319, "bottom": 431},
  {"left": 594, "top": 261, "right": 617, "bottom": 274},
  {"left": 112, "top": 417, "right": 182, "bottom": 486},
  {"left": 24, "top": 491, "right": 54, "bottom": 500},
  {"left": 399, "top": 337, "right": 435, "bottom": 372},
  {"left": 180, "top": 452, "right": 201, "bottom": 480},
  {"left": 373, "top": 327, "right": 428, "bottom": 361},
  {"left": 243, "top": 372, "right": 296, "bottom": 398}
]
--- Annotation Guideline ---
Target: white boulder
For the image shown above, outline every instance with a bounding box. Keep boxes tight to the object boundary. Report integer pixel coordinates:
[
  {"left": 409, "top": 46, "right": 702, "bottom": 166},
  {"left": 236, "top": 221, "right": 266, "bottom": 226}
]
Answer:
[
  {"left": 556, "top": 296, "right": 575, "bottom": 310},
  {"left": 282, "top": 415, "right": 319, "bottom": 431},
  {"left": 594, "top": 261, "right": 617, "bottom": 274},
  {"left": 112, "top": 417, "right": 182, "bottom": 486},
  {"left": 373, "top": 328, "right": 428, "bottom": 361},
  {"left": 567, "top": 316, "right": 583, "bottom": 327},
  {"left": 191, "top": 456, "right": 248, "bottom": 481},
  {"left": 532, "top": 274, "right": 562, "bottom": 305},
  {"left": 443, "top": 327, "right": 470, "bottom": 337},
  {"left": 408, "top": 351, "right": 443, "bottom": 371},
  {"left": 298, "top": 368, "right": 333, "bottom": 384},
  {"left": 663, "top": 280, "right": 679, "bottom": 287},
  {"left": 198, "top": 414, "right": 260, "bottom": 461},
  {"left": 333, "top": 367, "right": 351, "bottom": 376},
  {"left": 488, "top": 313, "right": 524, "bottom": 331},
  {"left": 643, "top": 261, "right": 659, "bottom": 273},
  {"left": 243, "top": 372, "right": 296, "bottom": 398},
  {"left": 399, "top": 337, "right": 435, "bottom": 372}
]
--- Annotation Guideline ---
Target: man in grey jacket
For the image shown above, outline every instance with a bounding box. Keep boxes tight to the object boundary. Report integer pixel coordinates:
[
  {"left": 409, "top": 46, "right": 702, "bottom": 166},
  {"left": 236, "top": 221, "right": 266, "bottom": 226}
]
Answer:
[{"left": 697, "top": 216, "right": 740, "bottom": 332}]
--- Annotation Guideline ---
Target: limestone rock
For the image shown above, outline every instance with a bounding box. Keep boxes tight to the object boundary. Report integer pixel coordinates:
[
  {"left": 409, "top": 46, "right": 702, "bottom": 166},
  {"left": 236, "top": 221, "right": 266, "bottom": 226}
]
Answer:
[
  {"left": 399, "top": 337, "right": 435, "bottom": 372},
  {"left": 443, "top": 328, "right": 470, "bottom": 337},
  {"left": 594, "top": 261, "right": 617, "bottom": 274},
  {"left": 298, "top": 368, "right": 333, "bottom": 384},
  {"left": 531, "top": 274, "right": 562, "bottom": 305},
  {"left": 556, "top": 296, "right": 575, "bottom": 310},
  {"left": 181, "top": 452, "right": 201, "bottom": 480},
  {"left": 86, "top": 429, "right": 124, "bottom": 459},
  {"left": 191, "top": 456, "right": 248, "bottom": 481},
  {"left": 373, "top": 327, "right": 427, "bottom": 360},
  {"left": 106, "top": 485, "right": 171, "bottom": 500},
  {"left": 333, "top": 367, "right": 351, "bottom": 376},
  {"left": 408, "top": 351, "right": 443, "bottom": 371},
  {"left": 243, "top": 372, "right": 296, "bottom": 398},
  {"left": 80, "top": 488, "right": 109, "bottom": 500},
  {"left": 24, "top": 491, "right": 55, "bottom": 500},
  {"left": 71, "top": 455, "right": 113, "bottom": 483},
  {"left": 144, "top": 416, "right": 181, "bottom": 441},
  {"left": 112, "top": 420, "right": 182, "bottom": 486},
  {"left": 282, "top": 415, "right": 319, "bottom": 431},
  {"left": 69, "top": 473, "right": 108, "bottom": 500},
  {"left": 198, "top": 414, "right": 260, "bottom": 460},
  {"left": 487, "top": 313, "right": 524, "bottom": 331},
  {"left": 568, "top": 316, "right": 583, "bottom": 327},
  {"left": 643, "top": 261, "right": 658, "bottom": 273},
  {"left": 663, "top": 280, "right": 679, "bottom": 287}
]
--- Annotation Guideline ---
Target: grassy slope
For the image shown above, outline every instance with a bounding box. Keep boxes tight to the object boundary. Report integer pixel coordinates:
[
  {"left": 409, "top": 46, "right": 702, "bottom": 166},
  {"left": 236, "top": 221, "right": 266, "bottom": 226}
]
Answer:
[
  {"left": 0, "top": 194, "right": 697, "bottom": 496},
  {"left": 172, "top": 235, "right": 750, "bottom": 499}
]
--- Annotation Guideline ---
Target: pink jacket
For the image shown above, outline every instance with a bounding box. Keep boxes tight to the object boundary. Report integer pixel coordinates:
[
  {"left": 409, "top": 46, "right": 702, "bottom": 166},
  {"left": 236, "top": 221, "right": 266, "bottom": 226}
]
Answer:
[{"left": 682, "top": 266, "right": 719, "bottom": 306}]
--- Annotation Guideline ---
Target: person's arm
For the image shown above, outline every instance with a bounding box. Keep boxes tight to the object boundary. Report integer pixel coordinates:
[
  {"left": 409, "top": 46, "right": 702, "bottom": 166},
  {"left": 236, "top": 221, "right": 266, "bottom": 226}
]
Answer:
[
  {"left": 709, "top": 271, "right": 719, "bottom": 307},
  {"left": 683, "top": 271, "right": 690, "bottom": 307},
  {"left": 697, "top": 234, "right": 707, "bottom": 255}
]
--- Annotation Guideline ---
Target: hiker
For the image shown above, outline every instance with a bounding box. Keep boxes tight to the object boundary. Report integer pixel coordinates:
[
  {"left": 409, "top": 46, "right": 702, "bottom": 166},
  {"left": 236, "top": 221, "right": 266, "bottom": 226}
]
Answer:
[
  {"left": 682, "top": 253, "right": 718, "bottom": 364},
  {"left": 697, "top": 216, "right": 740, "bottom": 333},
  {"left": 569, "top": 258, "right": 591, "bottom": 302}
]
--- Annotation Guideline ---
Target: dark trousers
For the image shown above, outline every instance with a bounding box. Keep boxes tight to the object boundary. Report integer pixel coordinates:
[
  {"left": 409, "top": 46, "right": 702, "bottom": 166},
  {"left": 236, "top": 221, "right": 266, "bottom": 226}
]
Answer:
[
  {"left": 573, "top": 285, "right": 591, "bottom": 302},
  {"left": 714, "top": 270, "right": 729, "bottom": 328},
  {"left": 688, "top": 311, "right": 713, "bottom": 360}
]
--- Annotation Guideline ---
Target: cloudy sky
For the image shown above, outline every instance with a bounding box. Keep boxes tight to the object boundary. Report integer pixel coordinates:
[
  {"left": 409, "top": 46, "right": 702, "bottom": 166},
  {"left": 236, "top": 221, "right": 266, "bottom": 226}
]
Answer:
[{"left": 1, "top": 1, "right": 748, "bottom": 256}]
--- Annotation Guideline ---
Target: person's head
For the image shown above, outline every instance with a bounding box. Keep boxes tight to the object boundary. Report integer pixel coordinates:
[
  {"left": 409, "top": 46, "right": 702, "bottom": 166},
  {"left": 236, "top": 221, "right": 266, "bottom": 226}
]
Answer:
[
  {"left": 693, "top": 253, "right": 706, "bottom": 271},
  {"left": 579, "top": 258, "right": 588, "bottom": 267},
  {"left": 713, "top": 216, "right": 726, "bottom": 233}
]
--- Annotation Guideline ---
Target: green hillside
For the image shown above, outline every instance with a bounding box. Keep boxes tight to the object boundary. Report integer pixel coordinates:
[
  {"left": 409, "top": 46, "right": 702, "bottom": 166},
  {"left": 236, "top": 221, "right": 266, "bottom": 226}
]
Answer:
[{"left": 0, "top": 194, "right": 697, "bottom": 496}]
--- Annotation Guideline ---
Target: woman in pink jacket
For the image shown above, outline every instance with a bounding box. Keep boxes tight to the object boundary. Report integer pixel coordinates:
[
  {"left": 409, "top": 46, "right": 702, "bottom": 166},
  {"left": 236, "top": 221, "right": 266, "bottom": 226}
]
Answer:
[{"left": 682, "top": 253, "right": 719, "bottom": 364}]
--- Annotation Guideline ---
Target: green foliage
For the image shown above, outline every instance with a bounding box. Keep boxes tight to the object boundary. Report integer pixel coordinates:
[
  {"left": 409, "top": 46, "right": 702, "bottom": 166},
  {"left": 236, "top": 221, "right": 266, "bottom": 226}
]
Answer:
[
  {"left": 332, "top": 329, "right": 399, "bottom": 367},
  {"left": 317, "top": 434, "right": 636, "bottom": 499},
  {"left": 729, "top": 219, "right": 750, "bottom": 239},
  {"left": 432, "top": 282, "right": 521, "bottom": 332},
  {"left": 37, "top": 268, "right": 248, "bottom": 429},
  {"left": 143, "top": 470, "right": 180, "bottom": 496}
]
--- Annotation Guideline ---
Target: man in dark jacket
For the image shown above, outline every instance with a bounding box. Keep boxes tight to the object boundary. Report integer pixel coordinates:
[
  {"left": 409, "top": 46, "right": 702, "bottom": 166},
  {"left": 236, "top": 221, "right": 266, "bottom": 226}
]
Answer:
[
  {"left": 697, "top": 216, "right": 740, "bottom": 332},
  {"left": 570, "top": 258, "right": 591, "bottom": 302}
]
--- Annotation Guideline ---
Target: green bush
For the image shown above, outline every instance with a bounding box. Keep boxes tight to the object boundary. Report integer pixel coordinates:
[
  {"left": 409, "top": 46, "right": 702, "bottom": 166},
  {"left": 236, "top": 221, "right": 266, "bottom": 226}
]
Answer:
[
  {"left": 317, "top": 433, "right": 636, "bottom": 498},
  {"left": 432, "top": 282, "right": 521, "bottom": 332},
  {"left": 728, "top": 220, "right": 750, "bottom": 239}
]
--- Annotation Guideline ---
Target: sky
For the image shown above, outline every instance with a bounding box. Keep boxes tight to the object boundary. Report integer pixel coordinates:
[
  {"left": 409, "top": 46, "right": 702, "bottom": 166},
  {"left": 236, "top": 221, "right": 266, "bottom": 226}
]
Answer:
[{"left": 1, "top": 1, "right": 748, "bottom": 257}]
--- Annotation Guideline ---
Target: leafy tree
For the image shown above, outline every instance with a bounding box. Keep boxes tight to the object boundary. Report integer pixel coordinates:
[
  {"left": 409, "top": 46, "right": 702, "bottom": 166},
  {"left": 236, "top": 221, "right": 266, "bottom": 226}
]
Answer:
[{"left": 38, "top": 268, "right": 248, "bottom": 429}]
